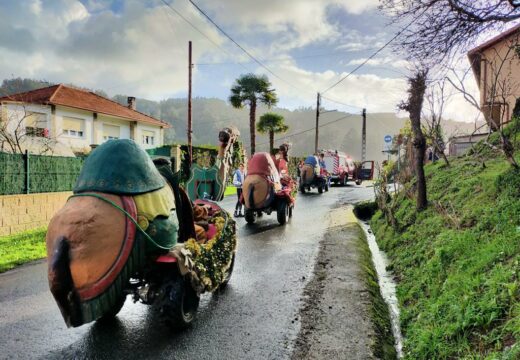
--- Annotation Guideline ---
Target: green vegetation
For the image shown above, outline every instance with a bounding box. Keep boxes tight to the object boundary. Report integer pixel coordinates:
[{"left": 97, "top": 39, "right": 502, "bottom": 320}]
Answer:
[
  {"left": 371, "top": 150, "right": 520, "bottom": 358},
  {"left": 257, "top": 112, "right": 289, "bottom": 153},
  {"left": 355, "top": 223, "right": 397, "bottom": 359},
  {"left": 224, "top": 185, "right": 237, "bottom": 196},
  {"left": 0, "top": 228, "right": 47, "bottom": 273}
]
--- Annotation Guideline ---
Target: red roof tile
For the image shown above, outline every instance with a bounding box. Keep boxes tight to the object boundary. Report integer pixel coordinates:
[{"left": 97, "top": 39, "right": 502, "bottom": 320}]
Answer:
[{"left": 0, "top": 84, "right": 169, "bottom": 128}]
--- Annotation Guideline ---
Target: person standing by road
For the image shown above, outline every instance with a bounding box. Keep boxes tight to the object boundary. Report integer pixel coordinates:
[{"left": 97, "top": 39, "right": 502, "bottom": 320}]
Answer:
[{"left": 233, "top": 163, "right": 245, "bottom": 217}]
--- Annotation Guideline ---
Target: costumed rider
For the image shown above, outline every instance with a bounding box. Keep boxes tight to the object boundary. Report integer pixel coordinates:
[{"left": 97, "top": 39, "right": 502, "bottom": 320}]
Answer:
[
  {"left": 304, "top": 154, "right": 320, "bottom": 177},
  {"left": 318, "top": 152, "right": 330, "bottom": 187},
  {"left": 233, "top": 163, "right": 245, "bottom": 217}
]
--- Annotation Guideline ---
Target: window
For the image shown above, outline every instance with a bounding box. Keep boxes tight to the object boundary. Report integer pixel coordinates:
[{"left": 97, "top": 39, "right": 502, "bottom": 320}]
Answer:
[
  {"left": 103, "top": 124, "right": 120, "bottom": 141},
  {"left": 142, "top": 130, "right": 155, "bottom": 145},
  {"left": 25, "top": 112, "right": 47, "bottom": 137},
  {"left": 62, "top": 117, "right": 85, "bottom": 138}
]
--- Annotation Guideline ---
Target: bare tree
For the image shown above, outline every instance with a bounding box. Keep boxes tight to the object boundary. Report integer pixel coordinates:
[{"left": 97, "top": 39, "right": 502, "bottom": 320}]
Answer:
[
  {"left": 399, "top": 69, "right": 429, "bottom": 211},
  {"left": 380, "top": 0, "right": 520, "bottom": 63},
  {"left": 0, "top": 102, "right": 57, "bottom": 155},
  {"left": 423, "top": 79, "right": 451, "bottom": 166}
]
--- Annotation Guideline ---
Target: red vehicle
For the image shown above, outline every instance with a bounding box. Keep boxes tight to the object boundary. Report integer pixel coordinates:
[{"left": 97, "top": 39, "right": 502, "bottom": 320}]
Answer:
[{"left": 322, "top": 150, "right": 375, "bottom": 186}]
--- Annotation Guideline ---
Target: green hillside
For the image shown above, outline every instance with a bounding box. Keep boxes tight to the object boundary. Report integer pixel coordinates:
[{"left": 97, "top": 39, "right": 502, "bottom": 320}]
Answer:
[
  {"left": 1, "top": 78, "right": 479, "bottom": 161},
  {"left": 370, "top": 130, "right": 520, "bottom": 359}
]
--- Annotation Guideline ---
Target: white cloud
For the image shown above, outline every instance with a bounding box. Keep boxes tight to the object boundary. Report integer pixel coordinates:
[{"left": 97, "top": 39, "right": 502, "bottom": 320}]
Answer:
[
  {"left": 346, "top": 57, "right": 409, "bottom": 69},
  {"left": 200, "top": 0, "right": 379, "bottom": 52},
  {"left": 0, "top": 0, "right": 482, "bottom": 123}
]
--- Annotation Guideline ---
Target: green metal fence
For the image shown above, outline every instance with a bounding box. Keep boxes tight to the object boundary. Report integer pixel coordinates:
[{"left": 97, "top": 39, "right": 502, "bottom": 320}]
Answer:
[{"left": 0, "top": 151, "right": 84, "bottom": 195}]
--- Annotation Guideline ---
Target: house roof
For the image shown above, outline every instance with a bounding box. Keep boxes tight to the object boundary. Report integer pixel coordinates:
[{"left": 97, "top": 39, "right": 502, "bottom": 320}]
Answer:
[
  {"left": 468, "top": 23, "right": 520, "bottom": 57},
  {"left": 0, "top": 84, "right": 170, "bottom": 128},
  {"left": 468, "top": 24, "right": 520, "bottom": 85}
]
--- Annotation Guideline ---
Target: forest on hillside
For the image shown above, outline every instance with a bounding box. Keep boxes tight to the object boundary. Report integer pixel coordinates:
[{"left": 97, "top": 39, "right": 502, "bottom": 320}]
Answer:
[{"left": 1, "top": 78, "right": 480, "bottom": 161}]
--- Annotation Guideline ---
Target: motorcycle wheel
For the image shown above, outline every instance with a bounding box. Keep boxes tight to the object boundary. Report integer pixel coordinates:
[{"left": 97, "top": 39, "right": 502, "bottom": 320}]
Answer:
[
  {"left": 219, "top": 252, "right": 236, "bottom": 290},
  {"left": 156, "top": 277, "right": 199, "bottom": 329},
  {"left": 325, "top": 183, "right": 329, "bottom": 192},
  {"left": 318, "top": 185, "right": 323, "bottom": 194},
  {"left": 98, "top": 294, "right": 126, "bottom": 322},
  {"left": 299, "top": 184, "right": 306, "bottom": 193},
  {"left": 343, "top": 176, "right": 348, "bottom": 186},
  {"left": 277, "top": 199, "right": 289, "bottom": 225},
  {"left": 245, "top": 209, "right": 256, "bottom": 224},
  {"left": 288, "top": 205, "right": 293, "bottom": 218}
]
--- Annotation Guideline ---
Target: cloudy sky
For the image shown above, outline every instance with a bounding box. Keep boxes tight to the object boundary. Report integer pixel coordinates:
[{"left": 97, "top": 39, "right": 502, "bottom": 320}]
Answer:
[{"left": 0, "top": 0, "right": 483, "bottom": 122}]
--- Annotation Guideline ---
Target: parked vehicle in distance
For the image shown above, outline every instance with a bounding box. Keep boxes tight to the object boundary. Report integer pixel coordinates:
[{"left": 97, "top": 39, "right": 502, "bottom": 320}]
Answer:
[
  {"left": 321, "top": 149, "right": 375, "bottom": 186},
  {"left": 322, "top": 150, "right": 356, "bottom": 186}
]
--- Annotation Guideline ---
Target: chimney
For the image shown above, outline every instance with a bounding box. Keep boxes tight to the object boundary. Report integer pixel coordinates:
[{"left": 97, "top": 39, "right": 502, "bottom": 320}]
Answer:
[{"left": 127, "top": 96, "right": 136, "bottom": 110}]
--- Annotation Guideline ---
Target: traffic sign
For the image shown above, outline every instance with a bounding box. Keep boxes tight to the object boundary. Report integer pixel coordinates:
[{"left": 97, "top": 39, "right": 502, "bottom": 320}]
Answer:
[{"left": 384, "top": 135, "right": 392, "bottom": 143}]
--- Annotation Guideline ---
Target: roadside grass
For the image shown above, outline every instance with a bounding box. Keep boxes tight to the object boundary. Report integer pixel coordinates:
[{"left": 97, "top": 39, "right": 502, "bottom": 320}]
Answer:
[
  {"left": 370, "top": 152, "right": 520, "bottom": 358},
  {"left": 224, "top": 185, "right": 237, "bottom": 197},
  {"left": 0, "top": 228, "right": 47, "bottom": 273}
]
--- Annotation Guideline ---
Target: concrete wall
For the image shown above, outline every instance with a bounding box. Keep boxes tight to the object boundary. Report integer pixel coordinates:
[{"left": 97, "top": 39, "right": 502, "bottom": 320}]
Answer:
[{"left": 0, "top": 191, "right": 71, "bottom": 236}]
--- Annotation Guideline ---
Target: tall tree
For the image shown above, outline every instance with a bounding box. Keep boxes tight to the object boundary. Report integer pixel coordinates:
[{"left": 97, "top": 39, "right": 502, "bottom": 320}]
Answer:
[
  {"left": 257, "top": 112, "right": 288, "bottom": 153},
  {"left": 399, "top": 69, "right": 429, "bottom": 211},
  {"left": 229, "top": 74, "right": 278, "bottom": 155},
  {"left": 380, "top": 0, "right": 520, "bottom": 63}
]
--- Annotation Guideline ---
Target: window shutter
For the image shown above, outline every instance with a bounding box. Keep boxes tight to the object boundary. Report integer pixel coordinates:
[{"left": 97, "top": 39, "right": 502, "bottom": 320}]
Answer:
[
  {"left": 62, "top": 117, "right": 85, "bottom": 131},
  {"left": 103, "top": 124, "right": 120, "bottom": 139}
]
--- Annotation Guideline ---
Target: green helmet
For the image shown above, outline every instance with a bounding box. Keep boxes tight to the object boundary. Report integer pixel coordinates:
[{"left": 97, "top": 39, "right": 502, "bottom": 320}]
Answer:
[{"left": 74, "top": 139, "right": 166, "bottom": 195}]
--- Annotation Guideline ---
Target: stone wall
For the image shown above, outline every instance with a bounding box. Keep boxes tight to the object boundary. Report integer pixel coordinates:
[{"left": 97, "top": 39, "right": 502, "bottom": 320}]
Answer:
[{"left": 0, "top": 192, "right": 71, "bottom": 236}]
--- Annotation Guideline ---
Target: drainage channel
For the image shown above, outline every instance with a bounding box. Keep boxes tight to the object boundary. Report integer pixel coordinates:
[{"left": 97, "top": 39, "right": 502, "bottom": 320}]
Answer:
[{"left": 358, "top": 220, "right": 404, "bottom": 358}]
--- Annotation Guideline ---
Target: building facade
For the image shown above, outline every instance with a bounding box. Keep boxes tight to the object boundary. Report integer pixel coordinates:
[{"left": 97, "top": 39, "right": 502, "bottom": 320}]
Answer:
[
  {"left": 468, "top": 24, "right": 520, "bottom": 130},
  {"left": 0, "top": 84, "right": 169, "bottom": 155}
]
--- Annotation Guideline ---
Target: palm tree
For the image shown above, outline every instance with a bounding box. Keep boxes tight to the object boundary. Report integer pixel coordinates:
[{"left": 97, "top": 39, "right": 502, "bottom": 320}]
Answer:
[
  {"left": 229, "top": 74, "right": 278, "bottom": 155},
  {"left": 257, "top": 112, "right": 288, "bottom": 153}
]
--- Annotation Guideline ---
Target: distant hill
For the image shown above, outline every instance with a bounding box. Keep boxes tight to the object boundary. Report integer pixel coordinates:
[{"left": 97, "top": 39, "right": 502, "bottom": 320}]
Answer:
[{"left": 1, "top": 78, "right": 484, "bottom": 163}]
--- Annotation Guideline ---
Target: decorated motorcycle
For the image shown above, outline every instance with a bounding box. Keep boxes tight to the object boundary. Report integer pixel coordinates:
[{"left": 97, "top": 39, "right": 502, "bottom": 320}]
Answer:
[
  {"left": 242, "top": 144, "right": 296, "bottom": 225},
  {"left": 46, "top": 128, "right": 239, "bottom": 329},
  {"left": 299, "top": 155, "right": 330, "bottom": 194}
]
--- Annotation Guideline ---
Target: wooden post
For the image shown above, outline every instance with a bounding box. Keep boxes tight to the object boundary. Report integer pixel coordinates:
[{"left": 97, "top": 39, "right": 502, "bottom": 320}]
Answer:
[
  {"left": 315, "top": 92, "right": 320, "bottom": 153},
  {"left": 188, "top": 41, "right": 193, "bottom": 166},
  {"left": 24, "top": 150, "right": 29, "bottom": 194},
  {"left": 362, "top": 108, "right": 366, "bottom": 162}
]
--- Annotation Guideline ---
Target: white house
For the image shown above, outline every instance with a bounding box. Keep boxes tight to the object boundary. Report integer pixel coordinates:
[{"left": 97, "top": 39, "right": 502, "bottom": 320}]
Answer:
[{"left": 0, "top": 84, "right": 170, "bottom": 155}]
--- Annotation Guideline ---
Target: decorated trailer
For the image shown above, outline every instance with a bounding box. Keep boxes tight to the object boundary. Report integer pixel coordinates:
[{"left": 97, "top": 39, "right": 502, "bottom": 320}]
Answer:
[{"left": 46, "top": 128, "right": 239, "bottom": 329}]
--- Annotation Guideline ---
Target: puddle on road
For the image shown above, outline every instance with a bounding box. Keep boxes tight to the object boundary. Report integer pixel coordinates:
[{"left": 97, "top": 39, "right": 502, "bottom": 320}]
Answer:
[{"left": 358, "top": 221, "right": 404, "bottom": 358}]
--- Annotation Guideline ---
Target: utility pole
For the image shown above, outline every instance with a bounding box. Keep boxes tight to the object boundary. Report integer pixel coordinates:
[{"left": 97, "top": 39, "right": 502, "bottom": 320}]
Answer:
[
  {"left": 188, "top": 40, "right": 193, "bottom": 166},
  {"left": 315, "top": 92, "right": 320, "bottom": 153},
  {"left": 361, "top": 108, "right": 366, "bottom": 162}
]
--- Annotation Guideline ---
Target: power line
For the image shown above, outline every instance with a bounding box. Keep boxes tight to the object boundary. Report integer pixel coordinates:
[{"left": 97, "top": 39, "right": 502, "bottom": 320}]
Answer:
[
  {"left": 194, "top": 48, "right": 379, "bottom": 66},
  {"left": 321, "top": 17, "right": 417, "bottom": 95},
  {"left": 160, "top": 0, "right": 252, "bottom": 73},
  {"left": 188, "top": 0, "right": 314, "bottom": 97},
  {"left": 320, "top": 94, "right": 363, "bottom": 110},
  {"left": 248, "top": 113, "right": 358, "bottom": 149}
]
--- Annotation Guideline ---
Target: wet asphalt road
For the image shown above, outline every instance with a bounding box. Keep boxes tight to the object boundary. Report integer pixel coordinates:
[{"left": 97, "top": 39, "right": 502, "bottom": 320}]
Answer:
[{"left": 0, "top": 184, "right": 374, "bottom": 360}]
